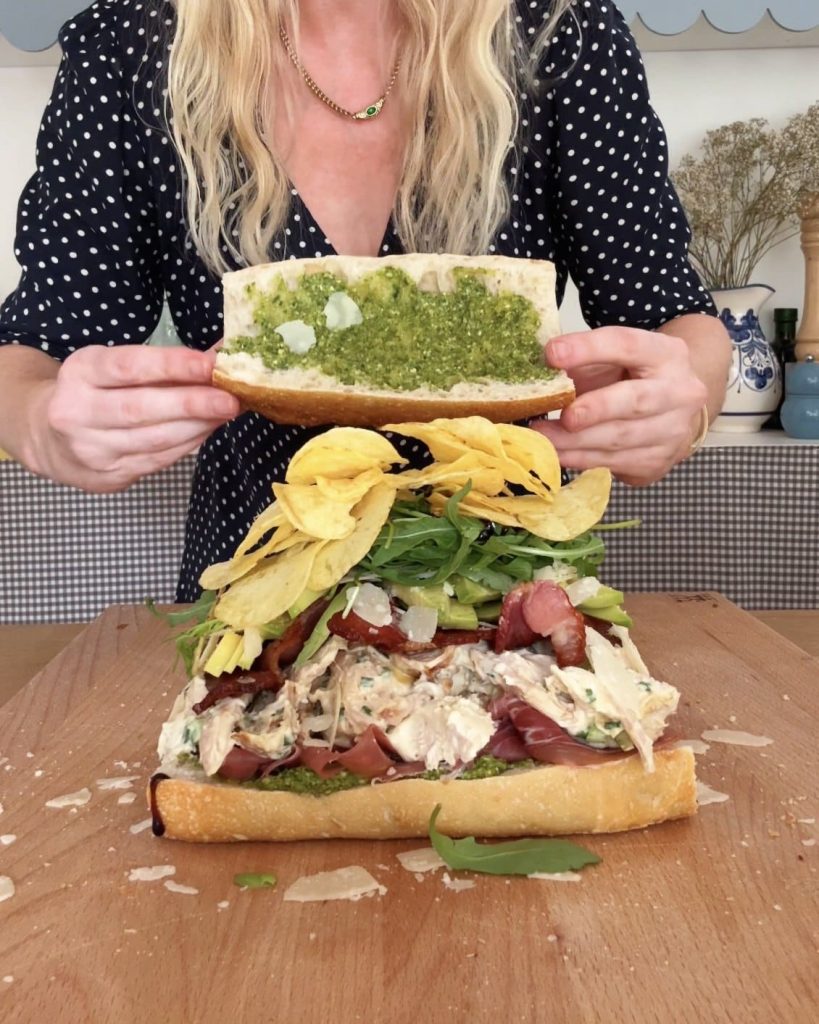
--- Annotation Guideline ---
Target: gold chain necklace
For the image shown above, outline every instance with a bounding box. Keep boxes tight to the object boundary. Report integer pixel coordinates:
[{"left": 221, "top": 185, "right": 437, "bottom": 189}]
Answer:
[{"left": 280, "top": 26, "right": 401, "bottom": 121}]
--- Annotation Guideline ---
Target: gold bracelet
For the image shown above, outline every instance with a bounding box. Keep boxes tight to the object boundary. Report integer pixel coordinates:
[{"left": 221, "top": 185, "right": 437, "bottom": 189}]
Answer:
[{"left": 687, "top": 405, "right": 710, "bottom": 458}]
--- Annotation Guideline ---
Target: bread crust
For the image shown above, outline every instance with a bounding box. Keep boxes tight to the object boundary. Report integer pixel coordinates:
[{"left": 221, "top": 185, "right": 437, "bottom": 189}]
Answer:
[
  {"left": 213, "top": 368, "right": 575, "bottom": 428},
  {"left": 216, "top": 252, "right": 572, "bottom": 427},
  {"left": 151, "top": 747, "right": 696, "bottom": 843}
]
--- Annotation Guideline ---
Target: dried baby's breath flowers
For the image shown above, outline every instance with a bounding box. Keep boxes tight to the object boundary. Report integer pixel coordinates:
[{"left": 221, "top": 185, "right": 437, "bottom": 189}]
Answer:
[{"left": 672, "top": 103, "right": 819, "bottom": 289}]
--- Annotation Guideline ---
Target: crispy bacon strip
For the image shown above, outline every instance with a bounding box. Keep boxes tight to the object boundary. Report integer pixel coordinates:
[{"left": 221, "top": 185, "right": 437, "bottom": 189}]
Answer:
[
  {"left": 328, "top": 610, "right": 495, "bottom": 653},
  {"left": 194, "top": 599, "right": 330, "bottom": 714}
]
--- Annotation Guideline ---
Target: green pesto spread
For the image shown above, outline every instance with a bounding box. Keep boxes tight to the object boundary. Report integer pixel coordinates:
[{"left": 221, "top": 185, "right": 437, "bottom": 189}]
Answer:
[
  {"left": 228, "top": 267, "right": 557, "bottom": 392},
  {"left": 221, "top": 755, "right": 530, "bottom": 797}
]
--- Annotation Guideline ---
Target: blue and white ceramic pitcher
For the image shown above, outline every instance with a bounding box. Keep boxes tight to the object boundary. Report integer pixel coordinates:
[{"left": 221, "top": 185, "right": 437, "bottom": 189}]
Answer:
[{"left": 710, "top": 285, "right": 782, "bottom": 433}]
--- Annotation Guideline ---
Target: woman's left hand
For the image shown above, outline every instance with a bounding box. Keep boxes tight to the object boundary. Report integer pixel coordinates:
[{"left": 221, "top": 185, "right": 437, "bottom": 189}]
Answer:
[{"left": 531, "top": 327, "right": 709, "bottom": 487}]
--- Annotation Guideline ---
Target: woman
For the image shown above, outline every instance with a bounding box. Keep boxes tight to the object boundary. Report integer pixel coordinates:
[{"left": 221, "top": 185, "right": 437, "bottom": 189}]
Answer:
[{"left": 0, "top": 0, "right": 731, "bottom": 600}]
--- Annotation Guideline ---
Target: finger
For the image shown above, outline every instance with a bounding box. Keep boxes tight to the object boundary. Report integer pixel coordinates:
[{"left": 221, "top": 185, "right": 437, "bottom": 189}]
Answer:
[
  {"left": 67, "top": 345, "right": 218, "bottom": 389},
  {"left": 97, "top": 385, "right": 240, "bottom": 428},
  {"left": 532, "top": 413, "right": 680, "bottom": 454},
  {"left": 95, "top": 436, "right": 213, "bottom": 492},
  {"left": 557, "top": 445, "right": 675, "bottom": 482},
  {"left": 559, "top": 379, "right": 678, "bottom": 433},
  {"left": 547, "top": 328, "right": 689, "bottom": 376},
  {"left": 94, "top": 418, "right": 228, "bottom": 458}
]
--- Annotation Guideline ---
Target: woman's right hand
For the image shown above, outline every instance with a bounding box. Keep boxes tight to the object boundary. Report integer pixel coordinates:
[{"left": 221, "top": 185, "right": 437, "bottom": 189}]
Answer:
[{"left": 27, "top": 345, "right": 240, "bottom": 492}]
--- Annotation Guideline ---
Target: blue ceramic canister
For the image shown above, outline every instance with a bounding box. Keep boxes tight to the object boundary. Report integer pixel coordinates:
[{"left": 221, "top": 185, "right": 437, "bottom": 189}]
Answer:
[{"left": 781, "top": 357, "right": 819, "bottom": 440}]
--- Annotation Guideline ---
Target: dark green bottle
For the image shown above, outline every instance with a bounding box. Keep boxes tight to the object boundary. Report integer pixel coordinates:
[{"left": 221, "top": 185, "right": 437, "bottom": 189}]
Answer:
[{"left": 766, "top": 308, "right": 799, "bottom": 429}]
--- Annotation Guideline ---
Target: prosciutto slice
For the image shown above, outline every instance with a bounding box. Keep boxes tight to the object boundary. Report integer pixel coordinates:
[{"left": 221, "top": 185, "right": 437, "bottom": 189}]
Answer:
[
  {"left": 495, "top": 581, "right": 586, "bottom": 668},
  {"left": 503, "top": 697, "right": 630, "bottom": 766},
  {"left": 300, "top": 727, "right": 397, "bottom": 780},
  {"left": 217, "top": 744, "right": 300, "bottom": 782},
  {"left": 328, "top": 610, "right": 496, "bottom": 653}
]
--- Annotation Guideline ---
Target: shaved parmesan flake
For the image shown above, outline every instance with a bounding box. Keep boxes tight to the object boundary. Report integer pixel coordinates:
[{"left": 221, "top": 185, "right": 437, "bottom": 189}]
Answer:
[
  {"left": 274, "top": 320, "right": 317, "bottom": 355},
  {"left": 396, "top": 847, "right": 446, "bottom": 874},
  {"left": 118, "top": 793, "right": 137, "bottom": 805},
  {"left": 528, "top": 871, "right": 583, "bottom": 883},
  {"left": 0, "top": 835, "right": 16, "bottom": 847},
  {"left": 802, "top": 839, "right": 816, "bottom": 848},
  {"left": 129, "top": 819, "right": 153, "bottom": 836},
  {"left": 438, "top": 876, "right": 477, "bottom": 892},
  {"left": 283, "top": 866, "right": 386, "bottom": 903},
  {"left": 96, "top": 776, "right": 139, "bottom": 791},
  {"left": 797, "top": 818, "right": 815, "bottom": 825},
  {"left": 351, "top": 582, "right": 392, "bottom": 627},
  {"left": 697, "top": 782, "right": 730, "bottom": 806},
  {"left": 128, "top": 865, "right": 176, "bottom": 883},
  {"left": 324, "top": 291, "right": 363, "bottom": 330},
  {"left": 400, "top": 605, "right": 438, "bottom": 644},
  {"left": 0, "top": 876, "right": 14, "bottom": 903},
  {"left": 701, "top": 730, "right": 773, "bottom": 748},
  {"left": 669, "top": 739, "right": 710, "bottom": 755},
  {"left": 45, "top": 788, "right": 91, "bottom": 809},
  {"left": 164, "top": 881, "right": 199, "bottom": 896},
  {"left": 0, "top": 802, "right": 3, "bottom": 814}
]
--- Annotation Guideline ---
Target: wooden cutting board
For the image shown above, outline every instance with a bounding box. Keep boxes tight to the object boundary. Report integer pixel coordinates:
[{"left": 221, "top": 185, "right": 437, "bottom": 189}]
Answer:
[{"left": 0, "top": 595, "right": 816, "bottom": 1024}]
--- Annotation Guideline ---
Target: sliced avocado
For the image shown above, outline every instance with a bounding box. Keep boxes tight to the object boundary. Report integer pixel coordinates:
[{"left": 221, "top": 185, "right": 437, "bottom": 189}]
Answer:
[
  {"left": 452, "top": 576, "right": 501, "bottom": 606},
  {"left": 293, "top": 588, "right": 351, "bottom": 669},
  {"left": 475, "top": 600, "right": 503, "bottom": 624},
  {"left": 288, "top": 587, "right": 327, "bottom": 619},
  {"left": 390, "top": 584, "right": 478, "bottom": 630},
  {"left": 391, "top": 584, "right": 450, "bottom": 613},
  {"left": 578, "top": 602, "right": 633, "bottom": 628},
  {"left": 204, "top": 632, "right": 242, "bottom": 677},
  {"left": 440, "top": 602, "right": 479, "bottom": 630},
  {"left": 578, "top": 585, "right": 626, "bottom": 611}
]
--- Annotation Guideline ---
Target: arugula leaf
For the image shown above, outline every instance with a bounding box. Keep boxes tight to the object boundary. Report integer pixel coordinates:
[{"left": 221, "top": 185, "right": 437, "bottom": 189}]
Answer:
[
  {"left": 233, "top": 872, "right": 278, "bottom": 890},
  {"left": 145, "top": 590, "right": 217, "bottom": 627},
  {"left": 428, "top": 805, "right": 601, "bottom": 876},
  {"left": 292, "top": 586, "right": 345, "bottom": 668}
]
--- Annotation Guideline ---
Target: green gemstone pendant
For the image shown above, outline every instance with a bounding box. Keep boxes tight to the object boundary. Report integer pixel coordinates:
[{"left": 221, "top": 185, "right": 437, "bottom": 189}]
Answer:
[{"left": 353, "top": 98, "right": 385, "bottom": 120}]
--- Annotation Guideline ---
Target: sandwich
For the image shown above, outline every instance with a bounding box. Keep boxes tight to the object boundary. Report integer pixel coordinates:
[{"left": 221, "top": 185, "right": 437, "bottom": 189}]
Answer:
[
  {"left": 213, "top": 253, "right": 575, "bottom": 426},
  {"left": 150, "top": 418, "right": 696, "bottom": 843}
]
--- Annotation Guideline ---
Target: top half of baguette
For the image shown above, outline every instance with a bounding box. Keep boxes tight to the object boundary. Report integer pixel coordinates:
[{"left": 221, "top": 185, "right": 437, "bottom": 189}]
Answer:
[{"left": 214, "top": 254, "right": 574, "bottom": 428}]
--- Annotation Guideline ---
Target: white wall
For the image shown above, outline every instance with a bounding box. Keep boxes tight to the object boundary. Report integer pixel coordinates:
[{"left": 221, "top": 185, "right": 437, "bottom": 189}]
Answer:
[
  {"left": 1, "top": 49, "right": 818, "bottom": 342},
  {"left": 560, "top": 45, "right": 819, "bottom": 336}
]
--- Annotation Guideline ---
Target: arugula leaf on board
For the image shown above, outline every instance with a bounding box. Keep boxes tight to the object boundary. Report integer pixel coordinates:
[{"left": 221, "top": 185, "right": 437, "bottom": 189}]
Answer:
[
  {"left": 428, "top": 805, "right": 601, "bottom": 877},
  {"left": 233, "top": 873, "right": 278, "bottom": 890}
]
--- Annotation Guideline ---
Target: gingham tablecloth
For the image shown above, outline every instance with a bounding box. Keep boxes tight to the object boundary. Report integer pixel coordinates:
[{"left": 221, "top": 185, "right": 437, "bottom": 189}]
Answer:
[{"left": 1, "top": 441, "right": 817, "bottom": 623}]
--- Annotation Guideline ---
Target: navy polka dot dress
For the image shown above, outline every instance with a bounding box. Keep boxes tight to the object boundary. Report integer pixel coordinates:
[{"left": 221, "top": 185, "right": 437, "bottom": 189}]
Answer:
[{"left": 0, "top": 0, "right": 715, "bottom": 601}]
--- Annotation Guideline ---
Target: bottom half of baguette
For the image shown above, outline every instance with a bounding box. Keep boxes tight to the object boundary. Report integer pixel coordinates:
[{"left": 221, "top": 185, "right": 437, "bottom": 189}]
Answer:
[
  {"left": 212, "top": 356, "right": 575, "bottom": 428},
  {"left": 150, "top": 747, "right": 696, "bottom": 843}
]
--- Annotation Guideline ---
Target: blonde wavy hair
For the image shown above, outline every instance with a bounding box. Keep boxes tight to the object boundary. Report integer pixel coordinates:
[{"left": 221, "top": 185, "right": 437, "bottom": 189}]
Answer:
[{"left": 167, "top": 0, "right": 576, "bottom": 274}]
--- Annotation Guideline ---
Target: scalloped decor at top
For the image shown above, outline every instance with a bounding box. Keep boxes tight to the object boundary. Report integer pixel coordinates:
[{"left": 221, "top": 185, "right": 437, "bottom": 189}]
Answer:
[
  {"left": 0, "top": 0, "right": 87, "bottom": 52},
  {"left": 1, "top": 1, "right": 819, "bottom": 51},
  {"left": 618, "top": 2, "right": 819, "bottom": 34}
]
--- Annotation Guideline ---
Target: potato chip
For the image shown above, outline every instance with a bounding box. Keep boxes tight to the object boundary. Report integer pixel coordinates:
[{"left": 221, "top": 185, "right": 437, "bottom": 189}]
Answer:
[
  {"left": 434, "top": 417, "right": 506, "bottom": 459},
  {"left": 308, "top": 483, "right": 396, "bottom": 591},
  {"left": 381, "top": 422, "right": 472, "bottom": 463},
  {"left": 233, "top": 503, "right": 284, "bottom": 559},
  {"left": 513, "top": 468, "right": 612, "bottom": 541},
  {"left": 427, "top": 491, "right": 522, "bottom": 528},
  {"left": 287, "top": 429, "right": 405, "bottom": 484},
  {"left": 274, "top": 483, "right": 358, "bottom": 540},
  {"left": 495, "top": 423, "right": 562, "bottom": 494},
  {"left": 200, "top": 521, "right": 300, "bottom": 591},
  {"left": 397, "top": 453, "right": 506, "bottom": 497},
  {"left": 215, "top": 541, "right": 324, "bottom": 628},
  {"left": 314, "top": 466, "right": 391, "bottom": 504}
]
